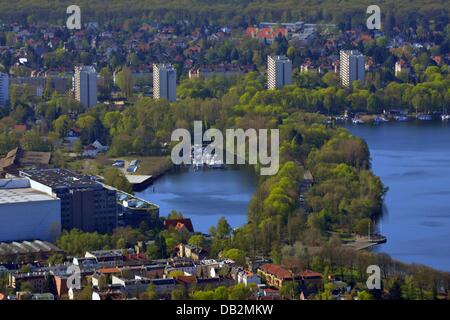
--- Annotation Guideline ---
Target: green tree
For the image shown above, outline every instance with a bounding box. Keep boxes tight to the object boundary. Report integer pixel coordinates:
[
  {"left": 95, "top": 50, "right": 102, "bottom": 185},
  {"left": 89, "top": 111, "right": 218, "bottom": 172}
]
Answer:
[
  {"left": 103, "top": 167, "right": 133, "bottom": 194},
  {"left": 222, "top": 248, "right": 246, "bottom": 266},
  {"left": 280, "top": 281, "right": 299, "bottom": 299},
  {"left": 53, "top": 114, "right": 73, "bottom": 138},
  {"left": 116, "top": 66, "right": 134, "bottom": 99},
  {"left": 217, "top": 217, "right": 231, "bottom": 239},
  {"left": 188, "top": 234, "right": 206, "bottom": 247},
  {"left": 141, "top": 284, "right": 158, "bottom": 300}
]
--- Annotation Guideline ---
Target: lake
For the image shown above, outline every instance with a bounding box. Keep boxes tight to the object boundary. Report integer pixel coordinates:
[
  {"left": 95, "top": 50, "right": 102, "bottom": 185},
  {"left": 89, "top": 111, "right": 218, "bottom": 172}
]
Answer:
[
  {"left": 136, "top": 167, "right": 257, "bottom": 233},
  {"left": 137, "top": 121, "right": 450, "bottom": 272},
  {"left": 346, "top": 121, "right": 450, "bottom": 272}
]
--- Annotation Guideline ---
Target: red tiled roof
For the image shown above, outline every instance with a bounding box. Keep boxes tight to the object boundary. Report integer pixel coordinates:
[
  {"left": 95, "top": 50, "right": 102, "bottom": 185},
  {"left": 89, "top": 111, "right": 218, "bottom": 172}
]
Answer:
[
  {"left": 299, "top": 270, "right": 322, "bottom": 279},
  {"left": 98, "top": 267, "right": 121, "bottom": 274},
  {"left": 14, "top": 124, "right": 27, "bottom": 132},
  {"left": 164, "top": 219, "right": 194, "bottom": 232},
  {"left": 245, "top": 27, "right": 288, "bottom": 40},
  {"left": 176, "top": 275, "right": 197, "bottom": 285},
  {"left": 259, "top": 264, "right": 293, "bottom": 280},
  {"left": 125, "top": 253, "right": 147, "bottom": 261}
]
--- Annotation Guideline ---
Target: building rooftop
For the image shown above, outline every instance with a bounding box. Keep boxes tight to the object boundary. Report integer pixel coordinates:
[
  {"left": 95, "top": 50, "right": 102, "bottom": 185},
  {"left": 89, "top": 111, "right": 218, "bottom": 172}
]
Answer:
[
  {"left": 20, "top": 169, "right": 101, "bottom": 190},
  {"left": 153, "top": 63, "right": 175, "bottom": 71},
  {"left": 0, "top": 240, "right": 62, "bottom": 256},
  {"left": 0, "top": 179, "right": 57, "bottom": 204},
  {"left": 269, "top": 55, "right": 290, "bottom": 61}
]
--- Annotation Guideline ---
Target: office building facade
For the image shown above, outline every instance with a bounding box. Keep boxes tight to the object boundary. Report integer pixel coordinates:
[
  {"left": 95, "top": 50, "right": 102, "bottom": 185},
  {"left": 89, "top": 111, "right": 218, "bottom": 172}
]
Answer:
[
  {"left": 340, "top": 50, "right": 365, "bottom": 88},
  {"left": 21, "top": 169, "right": 117, "bottom": 233},
  {"left": 74, "top": 66, "right": 97, "bottom": 108},
  {"left": 267, "top": 55, "right": 292, "bottom": 89},
  {"left": 153, "top": 63, "right": 176, "bottom": 102}
]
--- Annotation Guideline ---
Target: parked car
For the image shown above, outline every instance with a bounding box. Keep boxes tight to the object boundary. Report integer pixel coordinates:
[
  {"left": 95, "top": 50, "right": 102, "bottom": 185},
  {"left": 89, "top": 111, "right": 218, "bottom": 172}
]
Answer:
[{"left": 112, "top": 160, "right": 125, "bottom": 168}]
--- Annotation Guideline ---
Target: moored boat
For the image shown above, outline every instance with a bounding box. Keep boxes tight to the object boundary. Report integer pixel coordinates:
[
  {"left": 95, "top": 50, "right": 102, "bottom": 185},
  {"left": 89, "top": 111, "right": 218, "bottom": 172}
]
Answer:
[
  {"left": 394, "top": 115, "right": 409, "bottom": 122},
  {"left": 416, "top": 114, "right": 433, "bottom": 121},
  {"left": 352, "top": 118, "right": 365, "bottom": 124}
]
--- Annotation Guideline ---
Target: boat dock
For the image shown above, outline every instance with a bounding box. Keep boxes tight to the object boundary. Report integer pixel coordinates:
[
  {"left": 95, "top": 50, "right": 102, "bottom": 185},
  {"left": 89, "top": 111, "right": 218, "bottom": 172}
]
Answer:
[
  {"left": 125, "top": 174, "right": 154, "bottom": 191},
  {"left": 344, "top": 234, "right": 387, "bottom": 251}
]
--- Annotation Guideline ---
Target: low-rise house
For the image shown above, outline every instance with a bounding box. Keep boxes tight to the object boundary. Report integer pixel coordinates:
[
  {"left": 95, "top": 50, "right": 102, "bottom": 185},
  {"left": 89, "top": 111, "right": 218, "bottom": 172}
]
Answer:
[
  {"left": 111, "top": 275, "right": 152, "bottom": 297},
  {"left": 175, "top": 275, "right": 198, "bottom": 289},
  {"left": 53, "top": 274, "right": 69, "bottom": 298},
  {"left": 246, "top": 256, "right": 272, "bottom": 273},
  {"left": 9, "top": 271, "right": 49, "bottom": 293},
  {"left": 111, "top": 275, "right": 176, "bottom": 297},
  {"left": 84, "top": 249, "right": 126, "bottom": 267},
  {"left": 258, "top": 263, "right": 323, "bottom": 291},
  {"left": 177, "top": 243, "right": 207, "bottom": 261},
  {"left": 82, "top": 140, "right": 109, "bottom": 158},
  {"left": 92, "top": 288, "right": 127, "bottom": 300},
  {"left": 73, "top": 256, "right": 98, "bottom": 269},
  {"left": 166, "top": 258, "right": 197, "bottom": 276},
  {"left": 395, "top": 59, "right": 410, "bottom": 77},
  {"left": 237, "top": 270, "right": 261, "bottom": 287},
  {"left": 196, "top": 276, "right": 235, "bottom": 290},
  {"left": 260, "top": 288, "right": 281, "bottom": 300},
  {"left": 298, "top": 270, "right": 323, "bottom": 289},
  {"left": 245, "top": 27, "right": 289, "bottom": 43},
  {"left": 188, "top": 64, "right": 243, "bottom": 79},
  {"left": 257, "top": 264, "right": 295, "bottom": 289}
]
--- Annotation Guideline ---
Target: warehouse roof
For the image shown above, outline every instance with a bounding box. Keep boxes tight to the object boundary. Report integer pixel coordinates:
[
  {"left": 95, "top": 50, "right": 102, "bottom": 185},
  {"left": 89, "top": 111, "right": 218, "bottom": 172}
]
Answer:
[
  {"left": 0, "top": 240, "right": 62, "bottom": 255},
  {"left": 20, "top": 168, "right": 101, "bottom": 190},
  {"left": 0, "top": 179, "right": 57, "bottom": 204}
]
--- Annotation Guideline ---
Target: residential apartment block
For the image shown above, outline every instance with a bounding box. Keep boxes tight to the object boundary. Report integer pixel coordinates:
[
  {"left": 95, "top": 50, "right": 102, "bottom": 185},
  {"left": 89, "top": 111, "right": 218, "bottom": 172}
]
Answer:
[
  {"left": 74, "top": 66, "right": 97, "bottom": 108},
  {"left": 153, "top": 63, "right": 176, "bottom": 102},
  {"left": 339, "top": 50, "right": 365, "bottom": 88},
  {"left": 267, "top": 55, "right": 292, "bottom": 89}
]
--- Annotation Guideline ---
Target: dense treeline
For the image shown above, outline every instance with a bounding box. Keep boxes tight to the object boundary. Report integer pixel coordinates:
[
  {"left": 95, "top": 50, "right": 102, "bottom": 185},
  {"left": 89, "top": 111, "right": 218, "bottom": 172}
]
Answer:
[{"left": 0, "top": 0, "right": 448, "bottom": 31}]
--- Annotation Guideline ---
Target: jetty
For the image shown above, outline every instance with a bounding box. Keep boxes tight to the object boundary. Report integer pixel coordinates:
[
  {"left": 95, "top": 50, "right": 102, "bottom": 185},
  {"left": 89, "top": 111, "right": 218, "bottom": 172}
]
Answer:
[{"left": 344, "top": 234, "right": 387, "bottom": 251}]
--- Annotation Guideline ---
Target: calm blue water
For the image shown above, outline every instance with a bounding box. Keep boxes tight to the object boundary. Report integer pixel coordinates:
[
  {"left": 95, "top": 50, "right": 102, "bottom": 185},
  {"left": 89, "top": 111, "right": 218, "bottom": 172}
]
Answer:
[
  {"left": 137, "top": 121, "right": 450, "bottom": 271},
  {"left": 346, "top": 121, "right": 450, "bottom": 271},
  {"left": 136, "top": 168, "right": 257, "bottom": 233}
]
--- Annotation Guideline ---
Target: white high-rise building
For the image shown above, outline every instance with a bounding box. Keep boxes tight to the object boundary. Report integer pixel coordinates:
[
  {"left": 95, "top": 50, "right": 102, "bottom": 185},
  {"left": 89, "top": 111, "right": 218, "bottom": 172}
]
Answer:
[
  {"left": 340, "top": 50, "right": 365, "bottom": 88},
  {"left": 0, "top": 72, "right": 9, "bottom": 107},
  {"left": 74, "top": 66, "right": 97, "bottom": 108},
  {"left": 267, "top": 55, "right": 292, "bottom": 89},
  {"left": 153, "top": 63, "right": 177, "bottom": 102}
]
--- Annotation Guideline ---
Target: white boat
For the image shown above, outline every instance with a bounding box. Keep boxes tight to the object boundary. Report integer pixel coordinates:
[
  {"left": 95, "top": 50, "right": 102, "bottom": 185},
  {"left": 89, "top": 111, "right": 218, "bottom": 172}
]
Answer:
[
  {"left": 417, "top": 114, "right": 432, "bottom": 121},
  {"left": 441, "top": 114, "right": 450, "bottom": 121},
  {"left": 352, "top": 118, "right": 365, "bottom": 124}
]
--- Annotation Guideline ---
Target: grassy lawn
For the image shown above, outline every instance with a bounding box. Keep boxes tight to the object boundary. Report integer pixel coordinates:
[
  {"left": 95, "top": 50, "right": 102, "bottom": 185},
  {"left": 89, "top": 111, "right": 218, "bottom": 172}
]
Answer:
[
  {"left": 119, "top": 155, "right": 173, "bottom": 176},
  {"left": 67, "top": 154, "right": 173, "bottom": 177}
]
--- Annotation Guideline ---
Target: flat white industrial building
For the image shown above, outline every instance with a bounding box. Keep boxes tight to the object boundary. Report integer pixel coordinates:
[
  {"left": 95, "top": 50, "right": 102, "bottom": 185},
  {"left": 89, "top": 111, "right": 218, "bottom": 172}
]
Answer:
[{"left": 0, "top": 179, "right": 61, "bottom": 242}]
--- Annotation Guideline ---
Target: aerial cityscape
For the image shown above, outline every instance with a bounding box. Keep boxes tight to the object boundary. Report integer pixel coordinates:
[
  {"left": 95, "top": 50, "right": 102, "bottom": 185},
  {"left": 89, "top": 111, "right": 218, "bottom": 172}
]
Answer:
[{"left": 0, "top": 0, "right": 449, "bottom": 306}]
